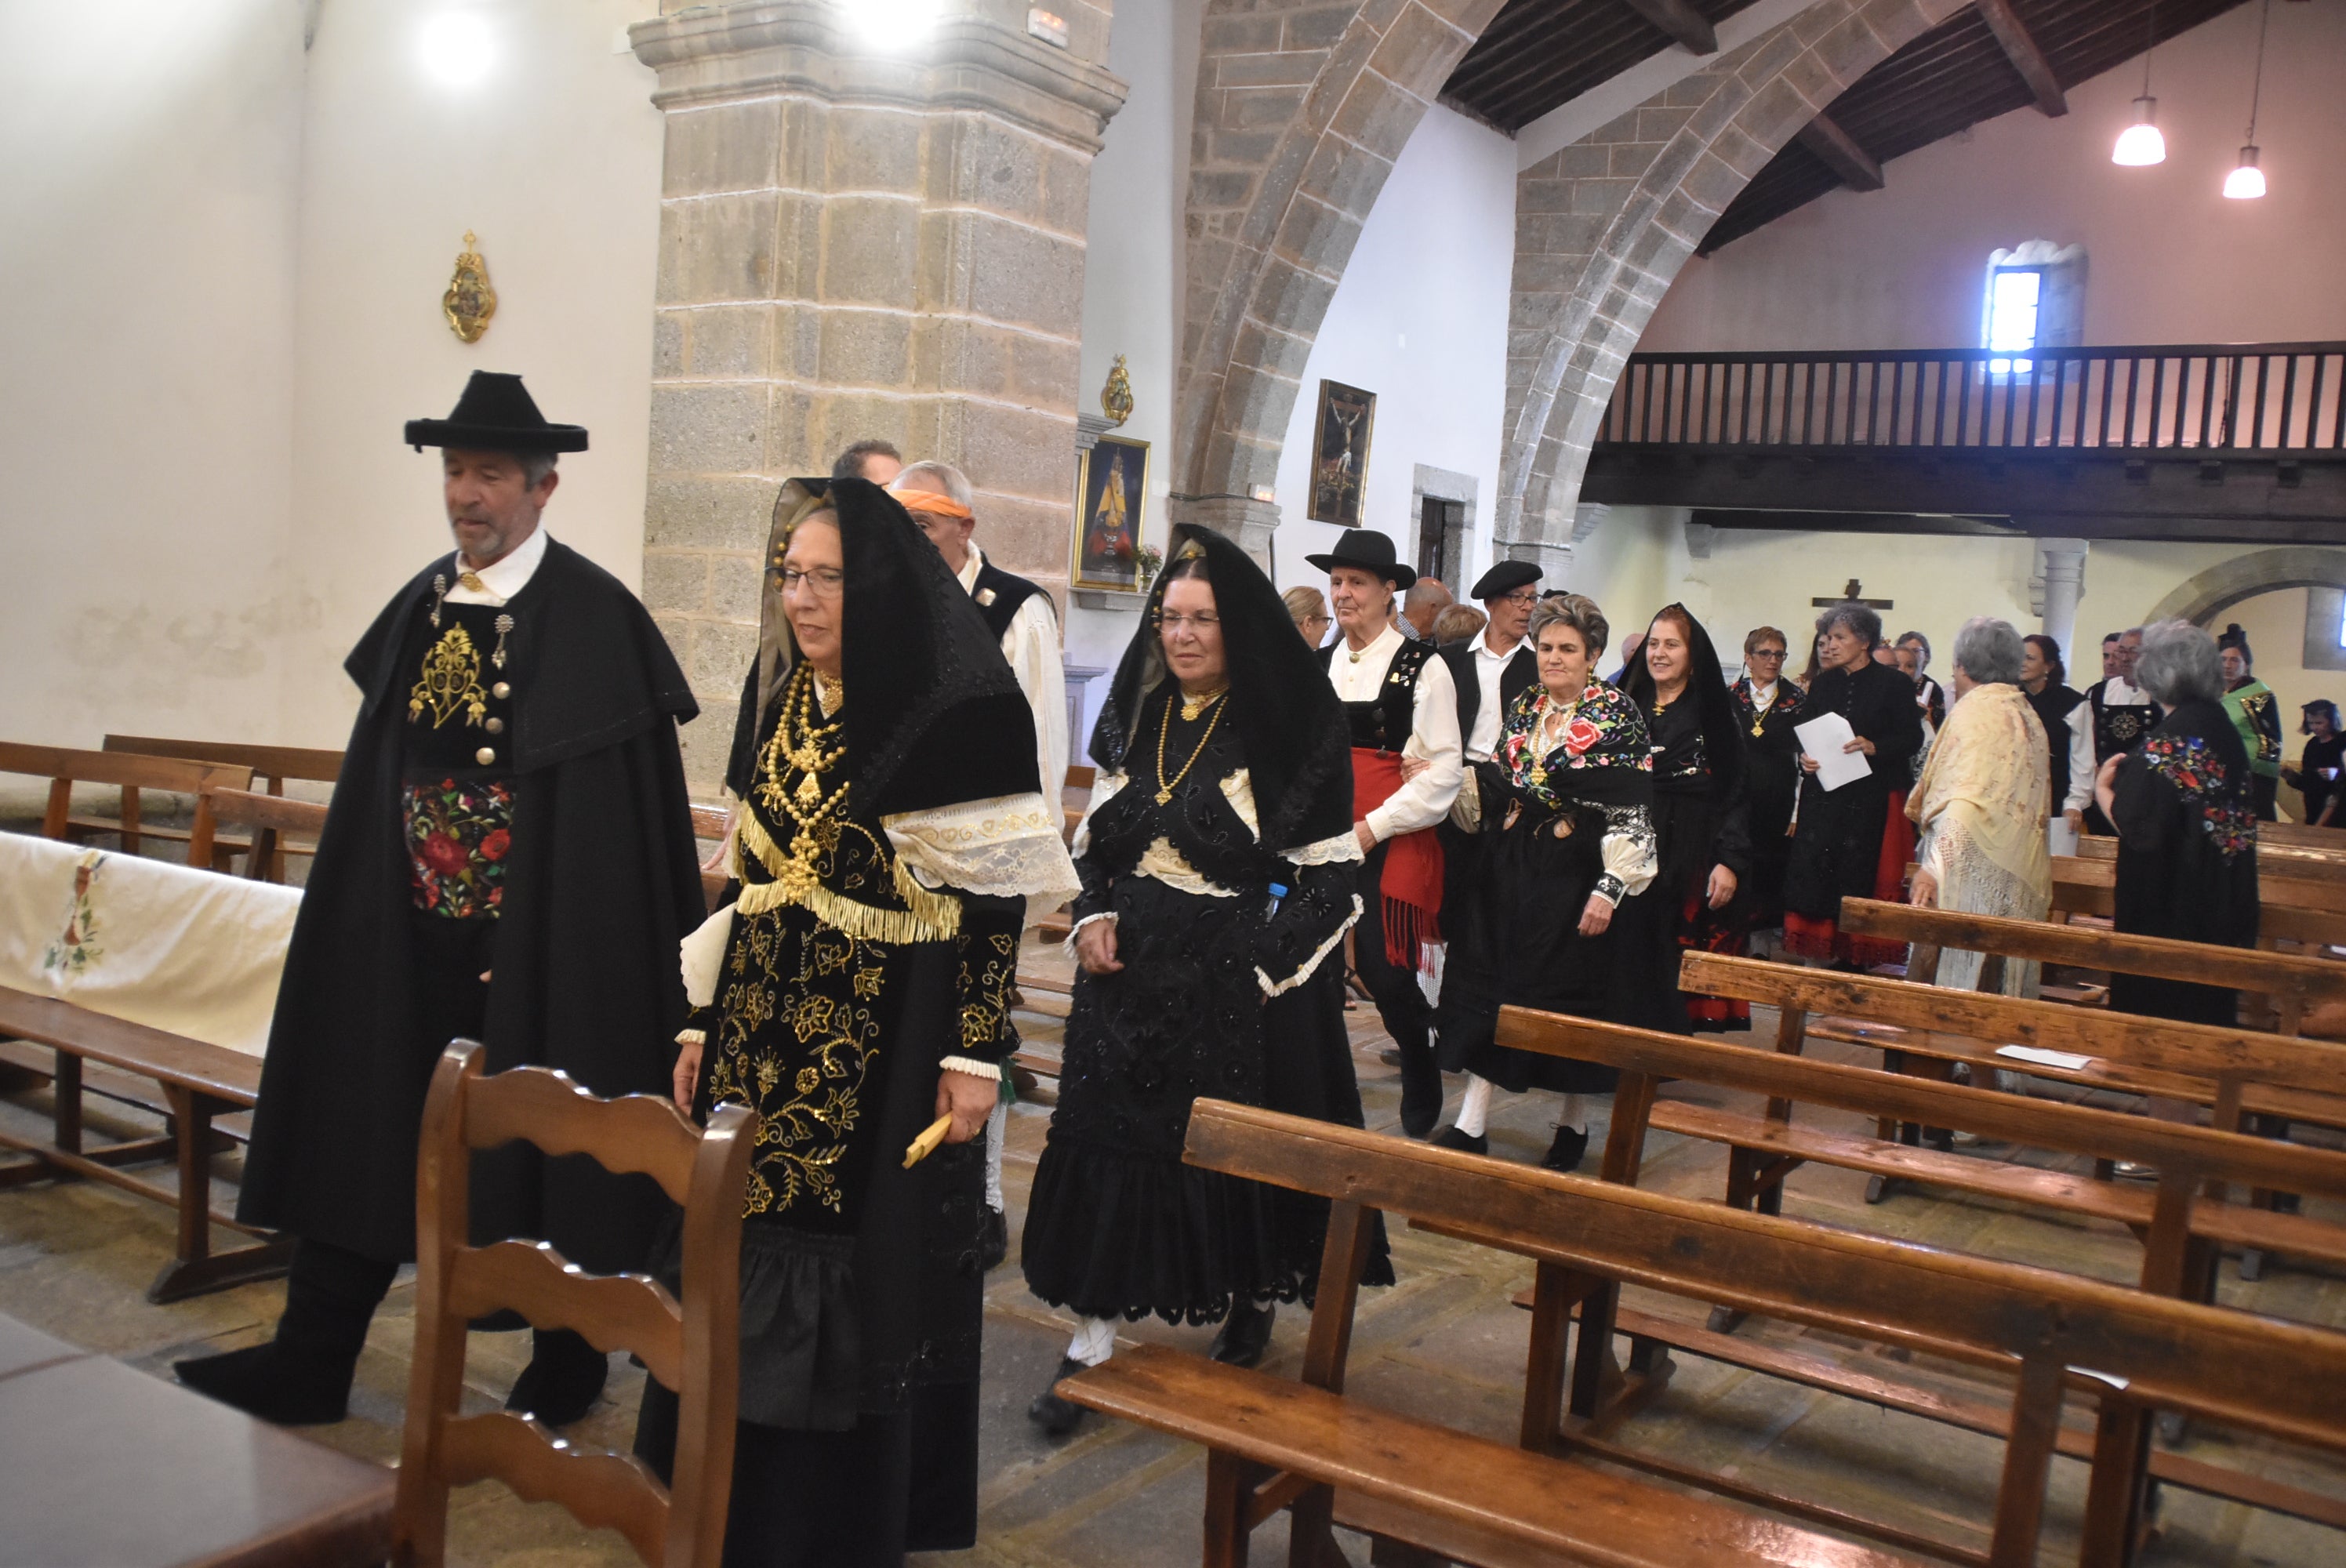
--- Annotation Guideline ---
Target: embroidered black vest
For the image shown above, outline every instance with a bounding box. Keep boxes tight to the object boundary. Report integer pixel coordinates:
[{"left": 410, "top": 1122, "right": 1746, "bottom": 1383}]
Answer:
[
  {"left": 398, "top": 594, "right": 518, "bottom": 918},
  {"left": 1322, "top": 637, "right": 1434, "bottom": 753},
  {"left": 1440, "top": 641, "right": 1536, "bottom": 752},
  {"left": 969, "top": 560, "right": 1046, "bottom": 643},
  {"left": 2090, "top": 681, "right": 2156, "bottom": 762}
]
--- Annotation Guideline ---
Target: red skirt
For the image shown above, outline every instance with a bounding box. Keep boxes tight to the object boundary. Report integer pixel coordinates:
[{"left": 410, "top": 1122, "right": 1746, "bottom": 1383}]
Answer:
[{"left": 1781, "top": 789, "right": 1912, "bottom": 968}]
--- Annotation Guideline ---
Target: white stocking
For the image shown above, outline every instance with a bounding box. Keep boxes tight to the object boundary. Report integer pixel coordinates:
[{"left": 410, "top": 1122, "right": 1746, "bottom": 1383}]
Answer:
[
  {"left": 1067, "top": 1316, "right": 1117, "bottom": 1367},
  {"left": 1454, "top": 1074, "right": 1494, "bottom": 1137},
  {"left": 1558, "top": 1093, "right": 1586, "bottom": 1133},
  {"left": 982, "top": 1098, "right": 1008, "bottom": 1211}
]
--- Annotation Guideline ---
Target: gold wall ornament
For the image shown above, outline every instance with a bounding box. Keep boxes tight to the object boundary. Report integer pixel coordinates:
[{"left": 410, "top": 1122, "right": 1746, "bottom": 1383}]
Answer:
[
  {"left": 1100, "top": 354, "right": 1134, "bottom": 426},
  {"left": 442, "top": 231, "right": 497, "bottom": 343}
]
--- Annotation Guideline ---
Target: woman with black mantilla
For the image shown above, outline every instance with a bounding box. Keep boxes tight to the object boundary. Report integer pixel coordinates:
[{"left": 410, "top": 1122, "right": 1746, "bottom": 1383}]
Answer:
[
  {"left": 1022, "top": 528, "right": 1389, "bottom": 1436},
  {"left": 1781, "top": 601, "right": 1925, "bottom": 969},
  {"left": 649, "top": 477, "right": 1079, "bottom": 1567},
  {"left": 1433, "top": 593, "right": 1661, "bottom": 1171},
  {"left": 1730, "top": 626, "right": 1805, "bottom": 942},
  {"left": 1621, "top": 605, "right": 1752, "bottom": 1031}
]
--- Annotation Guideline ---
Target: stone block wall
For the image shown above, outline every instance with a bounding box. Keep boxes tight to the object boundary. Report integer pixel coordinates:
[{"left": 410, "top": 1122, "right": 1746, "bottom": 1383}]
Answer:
[{"left": 631, "top": 2, "right": 1124, "bottom": 792}]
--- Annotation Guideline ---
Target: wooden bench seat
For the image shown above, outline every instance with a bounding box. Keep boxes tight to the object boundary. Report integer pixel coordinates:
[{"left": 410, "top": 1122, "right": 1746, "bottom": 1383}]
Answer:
[
  {"left": 1067, "top": 1342, "right": 1917, "bottom": 1568},
  {"left": 2, "top": 742, "right": 251, "bottom": 869},
  {"left": 1062, "top": 1101, "right": 2346, "bottom": 1568},
  {"left": 0, "top": 987, "right": 287, "bottom": 1302},
  {"left": 2050, "top": 853, "right": 2346, "bottom": 948}
]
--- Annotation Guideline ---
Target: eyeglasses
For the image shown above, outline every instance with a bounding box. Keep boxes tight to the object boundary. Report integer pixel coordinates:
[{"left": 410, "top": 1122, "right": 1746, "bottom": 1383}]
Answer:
[
  {"left": 1299, "top": 613, "right": 1331, "bottom": 627},
  {"left": 778, "top": 567, "right": 844, "bottom": 597},
  {"left": 1159, "top": 612, "right": 1221, "bottom": 633},
  {"left": 1751, "top": 648, "right": 1786, "bottom": 660},
  {"left": 1495, "top": 589, "right": 1540, "bottom": 606}
]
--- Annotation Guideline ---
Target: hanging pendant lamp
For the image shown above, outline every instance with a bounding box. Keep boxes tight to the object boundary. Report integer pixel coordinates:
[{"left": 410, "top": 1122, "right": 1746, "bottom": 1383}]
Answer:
[
  {"left": 2113, "top": 2, "right": 2166, "bottom": 165},
  {"left": 2223, "top": 0, "right": 2272, "bottom": 198}
]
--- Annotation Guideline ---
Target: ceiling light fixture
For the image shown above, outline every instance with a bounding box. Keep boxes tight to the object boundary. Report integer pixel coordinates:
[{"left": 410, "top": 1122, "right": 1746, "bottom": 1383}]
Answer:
[
  {"left": 841, "top": 0, "right": 942, "bottom": 50},
  {"left": 2112, "top": 2, "right": 2165, "bottom": 166},
  {"left": 2223, "top": 0, "right": 2272, "bottom": 198},
  {"left": 419, "top": 10, "right": 494, "bottom": 88}
]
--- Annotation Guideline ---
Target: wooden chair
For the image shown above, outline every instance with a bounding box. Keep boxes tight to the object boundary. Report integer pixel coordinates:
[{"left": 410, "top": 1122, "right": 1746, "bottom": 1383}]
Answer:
[
  {"left": 394, "top": 1043, "right": 755, "bottom": 1568},
  {"left": 1059, "top": 1101, "right": 2346, "bottom": 1568},
  {"left": 0, "top": 742, "right": 250, "bottom": 867},
  {"left": 202, "top": 788, "right": 330, "bottom": 884}
]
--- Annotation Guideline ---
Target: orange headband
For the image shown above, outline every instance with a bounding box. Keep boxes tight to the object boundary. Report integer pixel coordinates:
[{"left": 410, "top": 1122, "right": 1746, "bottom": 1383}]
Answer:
[{"left": 889, "top": 485, "right": 973, "bottom": 521}]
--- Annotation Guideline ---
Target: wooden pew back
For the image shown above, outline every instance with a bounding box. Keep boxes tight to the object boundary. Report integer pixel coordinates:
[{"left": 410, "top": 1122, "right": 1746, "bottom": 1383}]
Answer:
[
  {"left": 102, "top": 735, "right": 341, "bottom": 790},
  {"left": 0, "top": 742, "right": 251, "bottom": 867},
  {"left": 1181, "top": 1100, "right": 2346, "bottom": 1563},
  {"left": 395, "top": 1044, "right": 755, "bottom": 1568},
  {"left": 1682, "top": 951, "right": 2346, "bottom": 1103},
  {"left": 202, "top": 788, "right": 329, "bottom": 883},
  {"left": 1836, "top": 897, "right": 2346, "bottom": 1032},
  {"left": 2052, "top": 853, "right": 2346, "bottom": 946}
]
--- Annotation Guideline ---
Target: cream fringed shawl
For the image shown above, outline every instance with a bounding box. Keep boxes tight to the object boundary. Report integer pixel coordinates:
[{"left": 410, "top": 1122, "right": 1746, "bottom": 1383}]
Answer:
[{"left": 1908, "top": 681, "right": 2053, "bottom": 995}]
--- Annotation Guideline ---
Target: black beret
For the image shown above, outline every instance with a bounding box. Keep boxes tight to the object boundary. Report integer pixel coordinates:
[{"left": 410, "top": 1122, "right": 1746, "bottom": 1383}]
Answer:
[{"left": 1469, "top": 560, "right": 1541, "bottom": 601}]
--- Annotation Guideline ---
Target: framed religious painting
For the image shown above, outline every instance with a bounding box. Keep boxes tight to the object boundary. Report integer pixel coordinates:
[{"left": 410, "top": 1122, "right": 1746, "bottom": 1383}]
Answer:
[
  {"left": 1307, "top": 379, "right": 1375, "bottom": 526},
  {"left": 1073, "top": 434, "right": 1149, "bottom": 590}
]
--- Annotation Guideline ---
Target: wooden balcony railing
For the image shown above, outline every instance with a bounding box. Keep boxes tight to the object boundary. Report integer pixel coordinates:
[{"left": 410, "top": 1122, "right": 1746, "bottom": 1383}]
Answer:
[{"left": 1597, "top": 343, "right": 2346, "bottom": 455}]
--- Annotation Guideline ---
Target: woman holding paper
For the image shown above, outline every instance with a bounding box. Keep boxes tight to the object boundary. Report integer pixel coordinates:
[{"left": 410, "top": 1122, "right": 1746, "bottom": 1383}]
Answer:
[
  {"left": 1906, "top": 619, "right": 2052, "bottom": 996},
  {"left": 1781, "top": 601, "right": 1925, "bottom": 967}
]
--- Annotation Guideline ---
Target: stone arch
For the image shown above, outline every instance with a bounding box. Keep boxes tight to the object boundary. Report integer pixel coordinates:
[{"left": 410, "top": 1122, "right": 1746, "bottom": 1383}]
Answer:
[
  {"left": 1494, "top": 0, "right": 1971, "bottom": 557},
  {"left": 2146, "top": 549, "right": 2346, "bottom": 626},
  {"left": 1174, "top": 0, "right": 1506, "bottom": 549}
]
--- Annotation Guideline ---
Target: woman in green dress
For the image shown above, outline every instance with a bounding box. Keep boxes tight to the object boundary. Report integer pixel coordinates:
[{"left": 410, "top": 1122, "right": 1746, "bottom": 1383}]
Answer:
[{"left": 2216, "top": 623, "right": 2283, "bottom": 821}]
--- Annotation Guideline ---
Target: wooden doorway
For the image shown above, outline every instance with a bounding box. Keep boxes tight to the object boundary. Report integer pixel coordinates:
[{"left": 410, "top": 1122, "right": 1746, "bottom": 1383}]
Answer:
[{"left": 1418, "top": 496, "right": 1465, "bottom": 590}]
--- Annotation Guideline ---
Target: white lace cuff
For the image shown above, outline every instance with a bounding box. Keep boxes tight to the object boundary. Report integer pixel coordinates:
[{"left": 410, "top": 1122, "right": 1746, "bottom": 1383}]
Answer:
[
  {"left": 1281, "top": 829, "right": 1365, "bottom": 866},
  {"left": 1062, "top": 909, "right": 1116, "bottom": 959},
  {"left": 884, "top": 791, "right": 1081, "bottom": 906},
  {"left": 675, "top": 1029, "right": 706, "bottom": 1047},
  {"left": 939, "top": 1055, "right": 1002, "bottom": 1081},
  {"left": 679, "top": 903, "right": 738, "bottom": 1009},
  {"left": 1258, "top": 895, "right": 1363, "bottom": 997}
]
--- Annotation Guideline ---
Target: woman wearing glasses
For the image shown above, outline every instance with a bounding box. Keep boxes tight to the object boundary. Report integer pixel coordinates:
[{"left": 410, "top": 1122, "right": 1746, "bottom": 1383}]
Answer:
[
  {"left": 1730, "top": 627, "right": 1807, "bottom": 938},
  {"left": 1023, "top": 526, "right": 1388, "bottom": 1436},
  {"left": 652, "top": 477, "right": 1079, "bottom": 1566}
]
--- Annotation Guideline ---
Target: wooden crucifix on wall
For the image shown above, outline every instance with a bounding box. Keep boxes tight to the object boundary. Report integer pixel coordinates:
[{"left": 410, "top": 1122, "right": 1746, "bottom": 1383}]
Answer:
[{"left": 1812, "top": 577, "right": 1894, "bottom": 610}]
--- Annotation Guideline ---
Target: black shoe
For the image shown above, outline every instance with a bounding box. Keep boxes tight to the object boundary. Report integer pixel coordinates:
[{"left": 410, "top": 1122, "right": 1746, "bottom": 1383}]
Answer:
[
  {"left": 175, "top": 1341, "right": 353, "bottom": 1426},
  {"left": 1378, "top": 1048, "right": 1403, "bottom": 1068},
  {"left": 979, "top": 1206, "right": 1009, "bottom": 1272},
  {"left": 506, "top": 1328, "right": 609, "bottom": 1427},
  {"left": 1431, "top": 1126, "right": 1488, "bottom": 1156},
  {"left": 1209, "top": 1301, "right": 1275, "bottom": 1369},
  {"left": 1027, "top": 1356, "right": 1089, "bottom": 1438},
  {"left": 1397, "top": 1047, "right": 1443, "bottom": 1141},
  {"left": 1542, "top": 1125, "right": 1589, "bottom": 1174}
]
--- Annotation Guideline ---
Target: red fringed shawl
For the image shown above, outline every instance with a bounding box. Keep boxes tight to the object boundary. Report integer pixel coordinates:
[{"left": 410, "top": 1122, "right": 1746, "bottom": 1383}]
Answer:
[{"left": 1350, "top": 749, "right": 1443, "bottom": 973}]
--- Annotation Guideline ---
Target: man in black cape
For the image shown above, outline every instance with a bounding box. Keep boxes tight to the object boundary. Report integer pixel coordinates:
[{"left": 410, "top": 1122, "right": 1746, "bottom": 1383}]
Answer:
[{"left": 176, "top": 372, "right": 706, "bottom": 1426}]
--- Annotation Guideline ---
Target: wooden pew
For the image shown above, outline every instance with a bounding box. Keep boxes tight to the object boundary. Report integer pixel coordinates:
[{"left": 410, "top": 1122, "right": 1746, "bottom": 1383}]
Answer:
[
  {"left": 1474, "top": 1011, "right": 2346, "bottom": 1555},
  {"left": 0, "top": 987, "right": 288, "bottom": 1302},
  {"left": 1838, "top": 896, "right": 2346, "bottom": 1036},
  {"left": 1061, "top": 1100, "right": 2346, "bottom": 1568},
  {"left": 204, "top": 788, "right": 329, "bottom": 884},
  {"left": 101, "top": 739, "right": 340, "bottom": 877},
  {"left": 2051, "top": 852, "right": 2346, "bottom": 949},
  {"left": 0, "top": 742, "right": 249, "bottom": 869},
  {"left": 2076, "top": 830, "right": 2346, "bottom": 872},
  {"left": 2262, "top": 818, "right": 2346, "bottom": 851}
]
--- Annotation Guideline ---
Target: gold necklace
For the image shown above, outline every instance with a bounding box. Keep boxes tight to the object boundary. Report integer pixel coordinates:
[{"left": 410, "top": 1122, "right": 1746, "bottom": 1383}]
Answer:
[
  {"left": 756, "top": 668, "right": 855, "bottom": 900},
  {"left": 1155, "top": 689, "right": 1228, "bottom": 805},
  {"left": 1179, "top": 684, "right": 1228, "bottom": 721}
]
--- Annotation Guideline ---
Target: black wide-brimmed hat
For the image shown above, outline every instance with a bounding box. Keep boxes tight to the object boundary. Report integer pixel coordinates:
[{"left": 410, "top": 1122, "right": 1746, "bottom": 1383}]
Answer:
[
  {"left": 1304, "top": 528, "right": 1415, "bottom": 590},
  {"left": 405, "top": 371, "right": 590, "bottom": 454},
  {"left": 1469, "top": 560, "right": 1540, "bottom": 601}
]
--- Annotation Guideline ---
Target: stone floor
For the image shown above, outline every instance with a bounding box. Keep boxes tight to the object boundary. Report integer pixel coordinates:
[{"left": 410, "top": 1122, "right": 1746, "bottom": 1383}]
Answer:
[{"left": 3, "top": 935, "right": 2344, "bottom": 1566}]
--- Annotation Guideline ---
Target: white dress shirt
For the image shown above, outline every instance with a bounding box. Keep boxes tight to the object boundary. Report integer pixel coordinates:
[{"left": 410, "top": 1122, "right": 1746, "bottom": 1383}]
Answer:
[
  {"left": 957, "top": 545, "right": 1069, "bottom": 805},
  {"left": 443, "top": 524, "right": 549, "bottom": 607},
  {"left": 1328, "top": 622, "right": 1462, "bottom": 842},
  {"left": 1463, "top": 629, "right": 1527, "bottom": 761},
  {"left": 2060, "top": 702, "right": 2096, "bottom": 814}
]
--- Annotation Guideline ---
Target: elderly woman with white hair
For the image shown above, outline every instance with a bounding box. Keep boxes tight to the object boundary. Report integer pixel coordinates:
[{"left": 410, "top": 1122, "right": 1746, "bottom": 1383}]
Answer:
[
  {"left": 1906, "top": 619, "right": 2052, "bottom": 996},
  {"left": 2094, "top": 620, "right": 2261, "bottom": 1028}
]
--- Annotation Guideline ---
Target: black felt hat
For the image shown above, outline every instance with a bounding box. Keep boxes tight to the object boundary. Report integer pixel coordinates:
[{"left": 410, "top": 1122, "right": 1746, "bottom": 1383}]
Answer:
[
  {"left": 1469, "top": 560, "right": 1540, "bottom": 601},
  {"left": 405, "top": 372, "right": 590, "bottom": 454},
  {"left": 1304, "top": 528, "right": 1415, "bottom": 590}
]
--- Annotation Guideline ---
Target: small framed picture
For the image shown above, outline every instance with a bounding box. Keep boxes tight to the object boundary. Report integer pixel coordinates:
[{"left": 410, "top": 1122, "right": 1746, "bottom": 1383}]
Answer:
[
  {"left": 1308, "top": 379, "right": 1375, "bottom": 526},
  {"left": 1073, "top": 434, "right": 1149, "bottom": 590}
]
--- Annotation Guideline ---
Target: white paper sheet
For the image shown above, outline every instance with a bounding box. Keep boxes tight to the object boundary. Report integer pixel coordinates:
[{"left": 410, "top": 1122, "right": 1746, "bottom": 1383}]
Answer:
[
  {"left": 1995, "top": 1044, "right": 2097, "bottom": 1072},
  {"left": 2047, "top": 815, "right": 2080, "bottom": 858},
  {"left": 1793, "top": 712, "right": 1872, "bottom": 793}
]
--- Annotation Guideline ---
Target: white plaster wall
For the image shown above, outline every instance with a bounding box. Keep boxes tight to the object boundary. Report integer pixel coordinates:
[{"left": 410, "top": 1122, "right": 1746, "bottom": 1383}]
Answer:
[
  {"left": 0, "top": 0, "right": 306, "bottom": 750},
  {"left": 1269, "top": 104, "right": 1516, "bottom": 597},
  {"left": 1640, "top": 2, "right": 2346, "bottom": 351},
  {"left": 279, "top": 0, "right": 666, "bottom": 744},
  {"left": 1062, "top": 0, "right": 1197, "bottom": 750}
]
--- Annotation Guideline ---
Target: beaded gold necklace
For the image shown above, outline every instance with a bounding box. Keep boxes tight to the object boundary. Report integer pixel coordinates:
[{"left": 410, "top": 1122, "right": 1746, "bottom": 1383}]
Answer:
[
  {"left": 755, "top": 665, "right": 851, "bottom": 902},
  {"left": 1155, "top": 688, "right": 1229, "bottom": 805}
]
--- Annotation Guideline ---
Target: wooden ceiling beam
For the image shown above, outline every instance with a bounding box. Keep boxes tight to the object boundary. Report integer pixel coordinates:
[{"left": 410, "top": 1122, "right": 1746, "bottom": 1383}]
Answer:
[
  {"left": 1974, "top": 0, "right": 2068, "bottom": 116},
  {"left": 1620, "top": 0, "right": 1717, "bottom": 55},
  {"left": 1796, "top": 113, "right": 1885, "bottom": 191}
]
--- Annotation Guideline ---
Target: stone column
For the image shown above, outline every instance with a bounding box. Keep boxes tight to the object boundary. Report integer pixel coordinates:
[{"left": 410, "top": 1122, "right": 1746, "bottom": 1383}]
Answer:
[
  {"left": 2038, "top": 537, "right": 2089, "bottom": 669},
  {"left": 630, "top": 2, "right": 1125, "bottom": 792}
]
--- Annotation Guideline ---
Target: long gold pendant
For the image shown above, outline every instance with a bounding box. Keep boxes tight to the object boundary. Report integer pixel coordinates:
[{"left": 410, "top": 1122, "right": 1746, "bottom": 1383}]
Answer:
[
  {"left": 1154, "top": 787, "right": 1173, "bottom": 805},
  {"left": 796, "top": 771, "right": 822, "bottom": 805}
]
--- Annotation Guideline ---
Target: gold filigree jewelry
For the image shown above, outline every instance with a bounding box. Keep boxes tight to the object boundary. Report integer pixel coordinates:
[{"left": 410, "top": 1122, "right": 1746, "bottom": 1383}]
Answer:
[
  {"left": 492, "top": 612, "right": 514, "bottom": 670},
  {"left": 755, "top": 666, "right": 853, "bottom": 902},
  {"left": 430, "top": 572, "right": 448, "bottom": 628},
  {"left": 443, "top": 231, "right": 497, "bottom": 344},
  {"left": 1154, "top": 688, "right": 1228, "bottom": 805},
  {"left": 410, "top": 625, "right": 490, "bottom": 728},
  {"left": 1179, "top": 684, "right": 1228, "bottom": 721}
]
